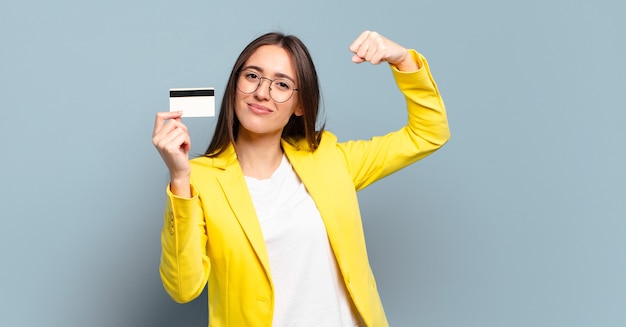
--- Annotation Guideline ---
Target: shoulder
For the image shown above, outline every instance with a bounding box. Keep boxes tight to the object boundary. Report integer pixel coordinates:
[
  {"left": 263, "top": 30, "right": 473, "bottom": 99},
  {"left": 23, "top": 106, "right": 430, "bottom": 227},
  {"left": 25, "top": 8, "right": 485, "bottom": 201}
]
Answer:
[
  {"left": 283, "top": 130, "right": 339, "bottom": 154},
  {"left": 188, "top": 156, "right": 220, "bottom": 181},
  {"left": 189, "top": 155, "right": 215, "bottom": 169},
  {"left": 190, "top": 144, "right": 237, "bottom": 171},
  {"left": 317, "top": 130, "right": 338, "bottom": 150},
  {"left": 189, "top": 146, "right": 238, "bottom": 178}
]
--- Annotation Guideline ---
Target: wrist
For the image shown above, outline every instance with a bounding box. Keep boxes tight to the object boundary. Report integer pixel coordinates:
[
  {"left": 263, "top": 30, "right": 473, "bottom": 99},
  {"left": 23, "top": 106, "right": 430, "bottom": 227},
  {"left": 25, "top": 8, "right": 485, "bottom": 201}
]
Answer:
[
  {"left": 169, "top": 168, "right": 190, "bottom": 182},
  {"left": 169, "top": 175, "right": 191, "bottom": 198},
  {"left": 393, "top": 50, "right": 419, "bottom": 72}
]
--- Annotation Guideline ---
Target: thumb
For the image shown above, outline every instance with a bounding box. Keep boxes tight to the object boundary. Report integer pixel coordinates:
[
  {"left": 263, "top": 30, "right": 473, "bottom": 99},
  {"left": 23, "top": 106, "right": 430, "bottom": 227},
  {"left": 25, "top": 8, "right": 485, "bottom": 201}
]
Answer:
[{"left": 351, "top": 54, "right": 365, "bottom": 63}]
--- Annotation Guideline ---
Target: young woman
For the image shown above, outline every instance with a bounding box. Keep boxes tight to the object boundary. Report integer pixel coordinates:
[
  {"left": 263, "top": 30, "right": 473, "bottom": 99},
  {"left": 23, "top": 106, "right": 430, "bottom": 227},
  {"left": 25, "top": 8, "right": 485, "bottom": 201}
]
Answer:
[{"left": 152, "top": 30, "right": 450, "bottom": 327}]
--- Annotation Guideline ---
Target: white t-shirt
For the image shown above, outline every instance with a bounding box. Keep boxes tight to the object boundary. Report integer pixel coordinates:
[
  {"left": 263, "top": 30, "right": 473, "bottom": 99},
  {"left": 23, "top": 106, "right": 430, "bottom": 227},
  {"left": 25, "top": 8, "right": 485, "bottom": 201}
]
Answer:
[{"left": 245, "top": 155, "right": 362, "bottom": 327}]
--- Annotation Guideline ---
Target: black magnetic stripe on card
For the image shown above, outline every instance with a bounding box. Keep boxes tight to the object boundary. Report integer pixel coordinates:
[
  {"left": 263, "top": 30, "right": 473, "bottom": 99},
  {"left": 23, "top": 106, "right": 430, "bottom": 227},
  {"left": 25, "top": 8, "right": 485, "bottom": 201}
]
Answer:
[{"left": 170, "top": 89, "right": 215, "bottom": 97}]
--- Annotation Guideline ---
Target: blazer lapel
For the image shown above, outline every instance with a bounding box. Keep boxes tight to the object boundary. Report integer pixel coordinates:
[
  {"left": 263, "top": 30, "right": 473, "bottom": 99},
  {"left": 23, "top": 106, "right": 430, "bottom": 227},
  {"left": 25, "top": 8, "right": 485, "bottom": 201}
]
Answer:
[{"left": 215, "top": 147, "right": 271, "bottom": 281}]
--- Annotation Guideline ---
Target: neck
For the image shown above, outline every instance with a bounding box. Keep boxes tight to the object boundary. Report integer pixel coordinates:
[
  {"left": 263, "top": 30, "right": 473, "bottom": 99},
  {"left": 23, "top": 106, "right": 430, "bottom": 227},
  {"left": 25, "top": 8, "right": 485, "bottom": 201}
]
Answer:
[{"left": 235, "top": 133, "right": 284, "bottom": 179}]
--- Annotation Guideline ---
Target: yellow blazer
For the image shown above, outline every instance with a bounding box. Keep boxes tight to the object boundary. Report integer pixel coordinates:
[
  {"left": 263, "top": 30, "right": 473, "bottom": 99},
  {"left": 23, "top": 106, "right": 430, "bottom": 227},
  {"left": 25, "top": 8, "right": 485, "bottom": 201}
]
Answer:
[{"left": 159, "top": 50, "right": 450, "bottom": 327}]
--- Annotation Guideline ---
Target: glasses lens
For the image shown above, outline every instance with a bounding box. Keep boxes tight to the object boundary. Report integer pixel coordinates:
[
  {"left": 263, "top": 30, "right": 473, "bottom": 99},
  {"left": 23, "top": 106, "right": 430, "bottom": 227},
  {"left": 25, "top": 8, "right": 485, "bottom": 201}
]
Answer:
[
  {"left": 236, "top": 70, "right": 296, "bottom": 103},
  {"left": 269, "top": 78, "right": 295, "bottom": 103},
  {"left": 237, "top": 71, "right": 260, "bottom": 94}
]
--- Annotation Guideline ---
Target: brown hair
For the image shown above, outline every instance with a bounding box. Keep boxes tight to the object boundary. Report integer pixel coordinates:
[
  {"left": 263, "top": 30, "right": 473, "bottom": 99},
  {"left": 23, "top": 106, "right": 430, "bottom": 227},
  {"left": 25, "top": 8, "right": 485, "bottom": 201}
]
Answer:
[{"left": 205, "top": 32, "right": 324, "bottom": 157}]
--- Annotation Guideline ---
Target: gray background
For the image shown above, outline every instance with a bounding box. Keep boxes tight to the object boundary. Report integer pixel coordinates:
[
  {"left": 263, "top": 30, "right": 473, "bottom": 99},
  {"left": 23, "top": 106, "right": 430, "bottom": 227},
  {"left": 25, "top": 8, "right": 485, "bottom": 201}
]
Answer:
[{"left": 1, "top": 0, "right": 625, "bottom": 326}]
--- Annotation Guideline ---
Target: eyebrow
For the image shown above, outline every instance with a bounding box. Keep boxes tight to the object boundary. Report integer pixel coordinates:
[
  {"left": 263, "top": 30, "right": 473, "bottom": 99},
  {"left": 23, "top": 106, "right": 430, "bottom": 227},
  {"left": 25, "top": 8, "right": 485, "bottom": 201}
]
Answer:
[{"left": 241, "top": 65, "right": 297, "bottom": 84}]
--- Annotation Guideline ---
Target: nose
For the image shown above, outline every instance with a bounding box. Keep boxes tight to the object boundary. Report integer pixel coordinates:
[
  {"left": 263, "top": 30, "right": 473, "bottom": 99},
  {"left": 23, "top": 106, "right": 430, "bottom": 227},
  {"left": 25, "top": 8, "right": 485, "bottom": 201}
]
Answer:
[{"left": 254, "top": 77, "right": 272, "bottom": 100}]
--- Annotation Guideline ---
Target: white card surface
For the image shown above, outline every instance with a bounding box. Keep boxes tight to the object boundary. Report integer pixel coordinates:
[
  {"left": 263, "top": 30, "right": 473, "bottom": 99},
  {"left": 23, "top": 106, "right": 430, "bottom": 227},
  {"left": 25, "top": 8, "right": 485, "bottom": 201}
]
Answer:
[{"left": 169, "top": 88, "right": 215, "bottom": 117}]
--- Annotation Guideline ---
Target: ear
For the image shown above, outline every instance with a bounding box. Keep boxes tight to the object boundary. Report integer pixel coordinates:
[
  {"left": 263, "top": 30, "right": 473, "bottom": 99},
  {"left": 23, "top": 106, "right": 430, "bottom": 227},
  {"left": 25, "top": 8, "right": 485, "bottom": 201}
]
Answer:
[{"left": 294, "top": 106, "right": 304, "bottom": 117}]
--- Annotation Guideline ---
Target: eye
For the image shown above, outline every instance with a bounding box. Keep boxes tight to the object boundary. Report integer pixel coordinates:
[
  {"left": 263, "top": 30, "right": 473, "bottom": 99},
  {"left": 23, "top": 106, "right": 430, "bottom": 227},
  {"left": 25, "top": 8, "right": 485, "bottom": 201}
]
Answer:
[
  {"left": 243, "top": 71, "right": 259, "bottom": 81},
  {"left": 273, "top": 79, "right": 293, "bottom": 91}
]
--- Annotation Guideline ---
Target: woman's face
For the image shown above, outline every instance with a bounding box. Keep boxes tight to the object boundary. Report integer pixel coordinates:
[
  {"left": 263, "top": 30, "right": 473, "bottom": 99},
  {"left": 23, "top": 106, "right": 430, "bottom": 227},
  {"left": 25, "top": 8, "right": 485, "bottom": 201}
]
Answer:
[{"left": 234, "top": 45, "right": 303, "bottom": 140}]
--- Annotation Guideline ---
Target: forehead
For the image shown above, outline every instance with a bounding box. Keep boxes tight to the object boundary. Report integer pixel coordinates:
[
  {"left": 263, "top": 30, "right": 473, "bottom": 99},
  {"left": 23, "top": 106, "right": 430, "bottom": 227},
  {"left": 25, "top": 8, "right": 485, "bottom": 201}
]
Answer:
[{"left": 244, "top": 45, "right": 296, "bottom": 78}]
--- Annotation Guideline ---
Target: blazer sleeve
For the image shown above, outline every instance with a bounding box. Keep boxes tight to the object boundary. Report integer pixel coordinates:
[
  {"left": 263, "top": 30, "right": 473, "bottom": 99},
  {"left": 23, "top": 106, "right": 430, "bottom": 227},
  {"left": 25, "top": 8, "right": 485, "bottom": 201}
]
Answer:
[
  {"left": 159, "top": 183, "right": 211, "bottom": 303},
  {"left": 337, "top": 49, "right": 450, "bottom": 191}
]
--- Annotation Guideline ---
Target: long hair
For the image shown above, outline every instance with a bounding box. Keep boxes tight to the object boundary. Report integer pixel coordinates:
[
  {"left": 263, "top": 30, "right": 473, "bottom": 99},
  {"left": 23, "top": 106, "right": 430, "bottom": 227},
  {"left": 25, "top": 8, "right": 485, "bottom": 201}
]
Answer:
[{"left": 205, "top": 32, "right": 324, "bottom": 157}]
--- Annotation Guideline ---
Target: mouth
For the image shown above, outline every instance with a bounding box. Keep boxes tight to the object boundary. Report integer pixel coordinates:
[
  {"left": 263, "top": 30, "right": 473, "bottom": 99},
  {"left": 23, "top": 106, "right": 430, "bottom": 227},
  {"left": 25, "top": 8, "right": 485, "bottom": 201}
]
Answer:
[{"left": 247, "top": 102, "right": 274, "bottom": 114}]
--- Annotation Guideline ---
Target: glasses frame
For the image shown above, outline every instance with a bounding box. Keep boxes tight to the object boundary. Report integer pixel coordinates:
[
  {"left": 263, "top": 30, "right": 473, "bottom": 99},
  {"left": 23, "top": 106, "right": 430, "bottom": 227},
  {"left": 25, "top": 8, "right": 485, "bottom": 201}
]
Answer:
[{"left": 236, "top": 70, "right": 299, "bottom": 103}]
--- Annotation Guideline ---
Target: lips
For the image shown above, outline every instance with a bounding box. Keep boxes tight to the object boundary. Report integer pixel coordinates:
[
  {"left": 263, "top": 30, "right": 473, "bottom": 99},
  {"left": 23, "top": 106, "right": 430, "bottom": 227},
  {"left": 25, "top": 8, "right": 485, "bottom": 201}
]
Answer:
[{"left": 247, "top": 102, "right": 273, "bottom": 114}]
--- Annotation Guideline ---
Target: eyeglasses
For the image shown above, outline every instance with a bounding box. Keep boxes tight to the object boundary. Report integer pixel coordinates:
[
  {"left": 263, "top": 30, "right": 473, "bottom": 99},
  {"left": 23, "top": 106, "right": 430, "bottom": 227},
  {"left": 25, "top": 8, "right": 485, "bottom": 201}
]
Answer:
[{"left": 236, "top": 70, "right": 298, "bottom": 103}]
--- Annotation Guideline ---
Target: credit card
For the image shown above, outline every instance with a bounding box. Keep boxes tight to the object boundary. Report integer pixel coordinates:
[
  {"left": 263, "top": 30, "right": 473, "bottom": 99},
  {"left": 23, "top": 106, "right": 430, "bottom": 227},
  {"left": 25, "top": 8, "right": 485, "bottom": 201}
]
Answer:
[{"left": 169, "top": 87, "right": 215, "bottom": 117}]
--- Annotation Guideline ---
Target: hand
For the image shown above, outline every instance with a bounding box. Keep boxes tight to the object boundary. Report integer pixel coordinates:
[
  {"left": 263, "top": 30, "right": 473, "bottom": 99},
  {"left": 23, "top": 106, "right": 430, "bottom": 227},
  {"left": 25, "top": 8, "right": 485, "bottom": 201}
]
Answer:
[
  {"left": 349, "top": 30, "right": 418, "bottom": 71},
  {"left": 152, "top": 111, "right": 191, "bottom": 182}
]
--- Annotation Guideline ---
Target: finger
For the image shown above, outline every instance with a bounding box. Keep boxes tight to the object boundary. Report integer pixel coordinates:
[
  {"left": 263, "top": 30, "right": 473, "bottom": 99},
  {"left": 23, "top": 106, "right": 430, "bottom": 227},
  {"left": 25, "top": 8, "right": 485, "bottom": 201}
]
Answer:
[
  {"left": 373, "top": 34, "right": 390, "bottom": 64},
  {"left": 156, "top": 127, "right": 189, "bottom": 157},
  {"left": 354, "top": 37, "right": 373, "bottom": 62},
  {"left": 153, "top": 118, "right": 177, "bottom": 145},
  {"left": 361, "top": 32, "right": 389, "bottom": 64},
  {"left": 349, "top": 30, "right": 374, "bottom": 62},
  {"left": 166, "top": 130, "right": 191, "bottom": 154},
  {"left": 152, "top": 119, "right": 189, "bottom": 150},
  {"left": 352, "top": 31, "right": 388, "bottom": 64},
  {"left": 368, "top": 47, "right": 387, "bottom": 65},
  {"left": 351, "top": 54, "right": 366, "bottom": 63},
  {"left": 153, "top": 111, "right": 183, "bottom": 136},
  {"left": 348, "top": 30, "right": 371, "bottom": 53},
  {"left": 166, "top": 116, "right": 188, "bottom": 134}
]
